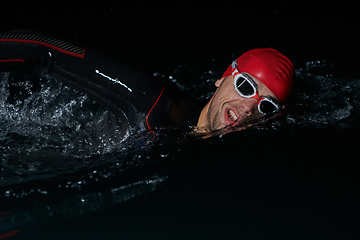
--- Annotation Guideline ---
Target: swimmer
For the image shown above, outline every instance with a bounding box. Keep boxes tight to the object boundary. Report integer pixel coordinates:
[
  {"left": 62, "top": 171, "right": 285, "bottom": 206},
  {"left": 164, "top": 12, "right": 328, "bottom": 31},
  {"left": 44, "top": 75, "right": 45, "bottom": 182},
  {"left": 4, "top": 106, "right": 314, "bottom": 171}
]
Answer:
[
  {"left": 0, "top": 30, "right": 294, "bottom": 136},
  {"left": 197, "top": 48, "right": 294, "bottom": 131}
]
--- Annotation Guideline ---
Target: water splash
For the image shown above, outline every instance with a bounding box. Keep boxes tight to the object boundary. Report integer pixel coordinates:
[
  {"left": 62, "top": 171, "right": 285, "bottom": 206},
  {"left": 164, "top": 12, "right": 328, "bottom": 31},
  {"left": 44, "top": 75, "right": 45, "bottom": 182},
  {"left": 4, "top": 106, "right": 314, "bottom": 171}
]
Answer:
[
  {"left": 0, "top": 70, "right": 130, "bottom": 158},
  {"left": 288, "top": 60, "right": 360, "bottom": 129}
]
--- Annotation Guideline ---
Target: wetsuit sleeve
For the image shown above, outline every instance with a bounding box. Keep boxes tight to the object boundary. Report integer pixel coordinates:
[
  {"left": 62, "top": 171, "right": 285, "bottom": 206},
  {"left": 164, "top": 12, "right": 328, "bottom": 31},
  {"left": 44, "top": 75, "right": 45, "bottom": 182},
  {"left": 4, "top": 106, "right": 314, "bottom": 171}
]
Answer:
[{"left": 0, "top": 30, "right": 166, "bottom": 129}]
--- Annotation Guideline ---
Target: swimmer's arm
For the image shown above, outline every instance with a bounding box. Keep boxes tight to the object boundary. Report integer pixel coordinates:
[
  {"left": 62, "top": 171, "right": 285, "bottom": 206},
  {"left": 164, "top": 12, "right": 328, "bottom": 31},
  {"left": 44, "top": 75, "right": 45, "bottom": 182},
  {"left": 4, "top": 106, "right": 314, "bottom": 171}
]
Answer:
[{"left": 0, "top": 30, "right": 166, "bottom": 123}]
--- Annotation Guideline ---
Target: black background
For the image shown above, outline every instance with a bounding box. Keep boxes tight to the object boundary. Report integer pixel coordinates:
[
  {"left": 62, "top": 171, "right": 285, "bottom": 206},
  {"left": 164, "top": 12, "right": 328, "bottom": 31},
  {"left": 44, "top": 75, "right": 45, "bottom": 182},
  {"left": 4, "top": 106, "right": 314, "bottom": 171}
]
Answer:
[
  {"left": 2, "top": 1, "right": 359, "bottom": 77},
  {"left": 2, "top": 1, "right": 360, "bottom": 239}
]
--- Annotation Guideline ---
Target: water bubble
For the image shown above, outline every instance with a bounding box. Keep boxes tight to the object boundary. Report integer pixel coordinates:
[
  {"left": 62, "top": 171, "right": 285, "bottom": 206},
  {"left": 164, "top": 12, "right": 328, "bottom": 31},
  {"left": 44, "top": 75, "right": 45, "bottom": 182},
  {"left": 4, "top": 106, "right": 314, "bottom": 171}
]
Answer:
[{"left": 37, "top": 189, "right": 48, "bottom": 194}]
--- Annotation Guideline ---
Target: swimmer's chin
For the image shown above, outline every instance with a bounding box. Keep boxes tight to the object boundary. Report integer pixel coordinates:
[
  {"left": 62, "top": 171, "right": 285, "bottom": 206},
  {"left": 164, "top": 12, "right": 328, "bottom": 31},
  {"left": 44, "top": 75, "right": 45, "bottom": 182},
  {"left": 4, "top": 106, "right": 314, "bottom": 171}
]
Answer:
[
  {"left": 191, "top": 123, "right": 246, "bottom": 140},
  {"left": 193, "top": 116, "right": 259, "bottom": 134},
  {"left": 193, "top": 120, "right": 242, "bottom": 133}
]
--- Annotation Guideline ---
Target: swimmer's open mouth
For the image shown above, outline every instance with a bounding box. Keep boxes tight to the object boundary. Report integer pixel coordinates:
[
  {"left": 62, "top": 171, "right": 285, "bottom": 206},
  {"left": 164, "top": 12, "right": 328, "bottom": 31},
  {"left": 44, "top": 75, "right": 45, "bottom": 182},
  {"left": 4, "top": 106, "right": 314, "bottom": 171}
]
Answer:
[{"left": 228, "top": 109, "right": 238, "bottom": 122}]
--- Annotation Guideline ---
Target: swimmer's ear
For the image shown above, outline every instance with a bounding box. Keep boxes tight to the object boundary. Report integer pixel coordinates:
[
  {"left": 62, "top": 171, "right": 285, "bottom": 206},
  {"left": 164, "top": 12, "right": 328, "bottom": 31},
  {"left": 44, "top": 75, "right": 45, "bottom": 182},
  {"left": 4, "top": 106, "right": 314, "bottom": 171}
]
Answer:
[{"left": 215, "top": 77, "right": 225, "bottom": 87}]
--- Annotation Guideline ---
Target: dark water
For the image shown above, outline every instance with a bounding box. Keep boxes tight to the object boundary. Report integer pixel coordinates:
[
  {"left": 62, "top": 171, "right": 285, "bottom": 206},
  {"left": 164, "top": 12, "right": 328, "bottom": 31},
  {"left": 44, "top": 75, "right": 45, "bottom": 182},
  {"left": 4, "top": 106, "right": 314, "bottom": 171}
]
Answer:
[{"left": 1, "top": 1, "right": 360, "bottom": 239}]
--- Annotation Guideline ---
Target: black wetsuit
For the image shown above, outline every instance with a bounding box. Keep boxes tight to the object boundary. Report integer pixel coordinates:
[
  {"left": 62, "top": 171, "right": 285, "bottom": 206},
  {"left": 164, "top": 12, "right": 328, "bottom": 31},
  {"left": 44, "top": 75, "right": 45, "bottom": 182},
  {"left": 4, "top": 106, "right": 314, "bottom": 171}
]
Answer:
[{"left": 0, "top": 30, "right": 203, "bottom": 137}]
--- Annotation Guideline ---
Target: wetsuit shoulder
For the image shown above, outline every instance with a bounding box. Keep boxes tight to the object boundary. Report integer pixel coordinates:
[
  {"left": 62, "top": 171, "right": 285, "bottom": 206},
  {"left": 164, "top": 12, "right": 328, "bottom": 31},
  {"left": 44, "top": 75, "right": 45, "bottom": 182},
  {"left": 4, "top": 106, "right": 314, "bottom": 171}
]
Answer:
[{"left": 146, "top": 86, "right": 204, "bottom": 130}]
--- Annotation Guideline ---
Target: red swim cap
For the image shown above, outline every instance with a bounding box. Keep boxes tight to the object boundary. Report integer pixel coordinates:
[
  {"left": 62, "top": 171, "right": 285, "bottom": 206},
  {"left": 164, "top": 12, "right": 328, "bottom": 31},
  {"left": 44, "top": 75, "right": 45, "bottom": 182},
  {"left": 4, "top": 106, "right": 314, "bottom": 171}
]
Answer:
[{"left": 222, "top": 48, "right": 295, "bottom": 103}]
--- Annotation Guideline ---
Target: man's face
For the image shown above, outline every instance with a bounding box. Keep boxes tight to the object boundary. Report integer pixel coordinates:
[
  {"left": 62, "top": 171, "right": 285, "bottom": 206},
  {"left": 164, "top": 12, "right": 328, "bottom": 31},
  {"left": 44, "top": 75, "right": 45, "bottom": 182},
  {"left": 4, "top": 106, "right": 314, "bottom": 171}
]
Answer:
[{"left": 198, "top": 73, "right": 279, "bottom": 131}]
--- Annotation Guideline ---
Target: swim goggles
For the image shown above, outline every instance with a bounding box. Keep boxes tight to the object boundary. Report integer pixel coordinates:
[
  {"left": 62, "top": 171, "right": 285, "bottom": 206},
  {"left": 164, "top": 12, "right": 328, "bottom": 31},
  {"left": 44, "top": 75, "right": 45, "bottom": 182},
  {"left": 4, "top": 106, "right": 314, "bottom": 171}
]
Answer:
[{"left": 231, "top": 61, "right": 280, "bottom": 115}]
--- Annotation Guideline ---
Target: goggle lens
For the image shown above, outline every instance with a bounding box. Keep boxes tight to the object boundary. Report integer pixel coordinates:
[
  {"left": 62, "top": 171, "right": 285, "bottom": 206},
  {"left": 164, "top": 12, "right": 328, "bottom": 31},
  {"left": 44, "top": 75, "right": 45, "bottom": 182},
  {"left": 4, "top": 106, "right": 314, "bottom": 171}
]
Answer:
[
  {"left": 236, "top": 77, "right": 255, "bottom": 97},
  {"left": 259, "top": 99, "right": 278, "bottom": 114}
]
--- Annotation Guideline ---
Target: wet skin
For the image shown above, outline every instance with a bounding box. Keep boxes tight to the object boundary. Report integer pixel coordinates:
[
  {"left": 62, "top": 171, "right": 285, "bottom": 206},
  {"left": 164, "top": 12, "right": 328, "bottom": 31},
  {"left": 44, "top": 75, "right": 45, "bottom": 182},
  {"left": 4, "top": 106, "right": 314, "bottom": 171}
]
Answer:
[{"left": 197, "top": 73, "right": 279, "bottom": 131}]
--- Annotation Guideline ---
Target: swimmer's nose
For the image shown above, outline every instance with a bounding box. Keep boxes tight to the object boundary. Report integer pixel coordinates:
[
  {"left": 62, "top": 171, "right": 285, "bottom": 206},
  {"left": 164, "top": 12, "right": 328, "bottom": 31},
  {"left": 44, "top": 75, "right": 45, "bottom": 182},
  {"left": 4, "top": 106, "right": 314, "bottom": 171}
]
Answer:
[{"left": 240, "top": 98, "right": 257, "bottom": 115}]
